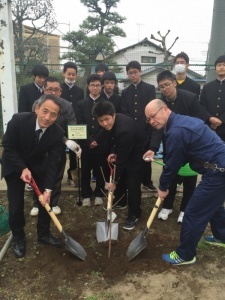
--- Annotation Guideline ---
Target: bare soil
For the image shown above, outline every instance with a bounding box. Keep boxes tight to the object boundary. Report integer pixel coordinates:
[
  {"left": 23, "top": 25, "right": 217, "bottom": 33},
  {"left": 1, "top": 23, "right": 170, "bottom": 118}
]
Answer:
[{"left": 0, "top": 189, "right": 225, "bottom": 300}]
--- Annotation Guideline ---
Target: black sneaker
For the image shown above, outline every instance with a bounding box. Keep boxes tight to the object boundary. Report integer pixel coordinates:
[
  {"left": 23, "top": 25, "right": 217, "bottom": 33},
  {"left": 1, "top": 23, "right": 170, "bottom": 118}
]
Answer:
[
  {"left": 142, "top": 183, "right": 157, "bottom": 191},
  {"left": 123, "top": 216, "right": 139, "bottom": 231}
]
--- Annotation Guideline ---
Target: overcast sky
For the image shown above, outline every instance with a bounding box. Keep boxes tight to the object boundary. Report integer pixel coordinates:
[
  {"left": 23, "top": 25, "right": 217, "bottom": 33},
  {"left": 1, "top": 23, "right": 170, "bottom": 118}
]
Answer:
[{"left": 52, "top": 0, "right": 214, "bottom": 65}]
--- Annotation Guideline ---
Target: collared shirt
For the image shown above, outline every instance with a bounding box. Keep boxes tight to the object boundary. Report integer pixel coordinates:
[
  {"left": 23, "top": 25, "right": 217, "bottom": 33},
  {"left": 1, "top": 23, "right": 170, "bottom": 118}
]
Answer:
[
  {"left": 35, "top": 119, "right": 47, "bottom": 140},
  {"left": 34, "top": 82, "right": 44, "bottom": 93}
]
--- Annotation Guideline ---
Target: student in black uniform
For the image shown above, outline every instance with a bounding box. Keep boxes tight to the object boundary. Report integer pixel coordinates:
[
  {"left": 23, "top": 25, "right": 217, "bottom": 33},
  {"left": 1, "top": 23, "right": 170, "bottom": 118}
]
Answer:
[
  {"left": 93, "top": 100, "right": 145, "bottom": 230},
  {"left": 61, "top": 61, "right": 84, "bottom": 186},
  {"left": 18, "top": 64, "right": 49, "bottom": 113},
  {"left": 101, "top": 71, "right": 121, "bottom": 113},
  {"left": 76, "top": 74, "right": 109, "bottom": 207},
  {"left": 173, "top": 52, "right": 200, "bottom": 96},
  {"left": 121, "top": 61, "right": 161, "bottom": 192}
]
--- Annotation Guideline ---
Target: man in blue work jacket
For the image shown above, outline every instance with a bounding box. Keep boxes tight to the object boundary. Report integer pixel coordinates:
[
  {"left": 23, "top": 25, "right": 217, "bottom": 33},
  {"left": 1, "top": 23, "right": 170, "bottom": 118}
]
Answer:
[{"left": 144, "top": 99, "right": 225, "bottom": 265}]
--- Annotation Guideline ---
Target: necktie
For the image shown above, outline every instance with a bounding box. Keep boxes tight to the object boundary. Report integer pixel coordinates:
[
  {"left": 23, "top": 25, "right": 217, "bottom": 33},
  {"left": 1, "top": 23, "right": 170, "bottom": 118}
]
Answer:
[{"left": 34, "top": 129, "right": 43, "bottom": 145}]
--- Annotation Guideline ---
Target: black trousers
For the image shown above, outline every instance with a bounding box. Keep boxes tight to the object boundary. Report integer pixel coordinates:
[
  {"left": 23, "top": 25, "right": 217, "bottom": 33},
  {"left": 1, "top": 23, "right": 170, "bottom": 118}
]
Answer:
[
  {"left": 141, "top": 160, "right": 153, "bottom": 186},
  {"left": 114, "top": 159, "right": 142, "bottom": 218},
  {"left": 33, "top": 149, "right": 66, "bottom": 208},
  {"left": 5, "top": 172, "right": 51, "bottom": 240},
  {"left": 162, "top": 174, "right": 197, "bottom": 212},
  {"left": 81, "top": 149, "right": 107, "bottom": 198},
  {"left": 67, "top": 150, "right": 77, "bottom": 180}
]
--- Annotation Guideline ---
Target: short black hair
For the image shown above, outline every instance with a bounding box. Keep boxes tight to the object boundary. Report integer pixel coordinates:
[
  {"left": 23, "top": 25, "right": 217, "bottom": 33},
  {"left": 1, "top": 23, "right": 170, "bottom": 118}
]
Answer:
[
  {"left": 157, "top": 70, "right": 176, "bottom": 84},
  {"left": 101, "top": 71, "right": 117, "bottom": 84},
  {"left": 126, "top": 60, "right": 141, "bottom": 72},
  {"left": 63, "top": 61, "right": 78, "bottom": 73},
  {"left": 44, "top": 76, "right": 61, "bottom": 88},
  {"left": 87, "top": 74, "right": 102, "bottom": 85},
  {"left": 215, "top": 55, "right": 225, "bottom": 67},
  {"left": 32, "top": 64, "right": 49, "bottom": 78},
  {"left": 95, "top": 63, "right": 109, "bottom": 73},
  {"left": 174, "top": 52, "right": 189, "bottom": 64},
  {"left": 37, "top": 94, "right": 62, "bottom": 112},
  {"left": 92, "top": 100, "right": 115, "bottom": 118}
]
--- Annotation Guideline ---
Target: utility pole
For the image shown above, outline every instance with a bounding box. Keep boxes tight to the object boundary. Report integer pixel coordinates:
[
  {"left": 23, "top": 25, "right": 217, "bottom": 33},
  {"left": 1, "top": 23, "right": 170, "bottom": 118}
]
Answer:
[
  {"left": 136, "top": 23, "right": 144, "bottom": 42},
  {"left": 206, "top": 0, "right": 225, "bottom": 82},
  {"left": 0, "top": 0, "right": 17, "bottom": 133}
]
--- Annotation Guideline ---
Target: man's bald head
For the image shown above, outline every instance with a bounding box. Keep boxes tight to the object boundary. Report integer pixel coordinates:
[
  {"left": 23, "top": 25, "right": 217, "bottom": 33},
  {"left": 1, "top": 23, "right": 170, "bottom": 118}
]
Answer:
[
  {"left": 145, "top": 99, "right": 171, "bottom": 130},
  {"left": 145, "top": 99, "right": 165, "bottom": 116}
]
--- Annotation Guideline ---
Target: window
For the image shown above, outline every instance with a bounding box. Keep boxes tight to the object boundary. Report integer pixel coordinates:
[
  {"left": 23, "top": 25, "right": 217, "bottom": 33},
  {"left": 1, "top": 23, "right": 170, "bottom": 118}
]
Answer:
[{"left": 141, "top": 56, "right": 156, "bottom": 63}]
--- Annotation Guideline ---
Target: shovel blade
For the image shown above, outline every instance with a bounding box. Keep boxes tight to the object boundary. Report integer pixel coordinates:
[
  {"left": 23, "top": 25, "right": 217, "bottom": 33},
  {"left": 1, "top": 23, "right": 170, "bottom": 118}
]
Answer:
[
  {"left": 62, "top": 230, "right": 87, "bottom": 261},
  {"left": 126, "top": 229, "right": 147, "bottom": 261},
  {"left": 96, "top": 221, "right": 119, "bottom": 243}
]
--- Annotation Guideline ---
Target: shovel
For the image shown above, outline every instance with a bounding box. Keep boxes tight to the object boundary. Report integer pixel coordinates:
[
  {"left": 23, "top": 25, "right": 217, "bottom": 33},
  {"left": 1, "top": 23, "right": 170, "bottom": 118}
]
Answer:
[
  {"left": 96, "top": 189, "right": 118, "bottom": 243},
  {"left": 126, "top": 197, "right": 161, "bottom": 261},
  {"left": 28, "top": 177, "right": 87, "bottom": 261},
  {"left": 96, "top": 162, "right": 119, "bottom": 247}
]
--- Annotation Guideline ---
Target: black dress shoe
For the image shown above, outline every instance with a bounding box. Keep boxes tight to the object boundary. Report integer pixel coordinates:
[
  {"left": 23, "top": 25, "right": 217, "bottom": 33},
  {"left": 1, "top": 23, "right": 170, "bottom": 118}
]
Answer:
[
  {"left": 13, "top": 238, "right": 26, "bottom": 258},
  {"left": 38, "top": 233, "right": 62, "bottom": 247}
]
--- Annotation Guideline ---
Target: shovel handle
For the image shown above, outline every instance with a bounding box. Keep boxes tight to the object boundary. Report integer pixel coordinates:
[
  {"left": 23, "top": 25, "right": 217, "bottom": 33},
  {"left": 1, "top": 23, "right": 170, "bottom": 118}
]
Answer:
[
  {"left": 28, "top": 177, "right": 63, "bottom": 233},
  {"left": 146, "top": 197, "right": 161, "bottom": 229},
  {"left": 38, "top": 194, "right": 63, "bottom": 233}
]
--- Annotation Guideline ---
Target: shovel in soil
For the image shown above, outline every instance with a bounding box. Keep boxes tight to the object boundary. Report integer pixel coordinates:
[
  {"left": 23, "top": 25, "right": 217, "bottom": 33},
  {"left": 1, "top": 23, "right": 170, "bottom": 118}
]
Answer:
[
  {"left": 96, "top": 189, "right": 118, "bottom": 243},
  {"left": 28, "top": 177, "right": 87, "bottom": 261},
  {"left": 126, "top": 197, "right": 161, "bottom": 261},
  {"left": 96, "top": 162, "right": 118, "bottom": 246}
]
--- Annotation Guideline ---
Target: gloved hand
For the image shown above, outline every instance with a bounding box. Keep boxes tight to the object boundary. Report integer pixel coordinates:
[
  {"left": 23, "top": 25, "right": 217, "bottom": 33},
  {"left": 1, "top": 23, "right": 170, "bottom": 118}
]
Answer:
[{"left": 65, "top": 140, "right": 82, "bottom": 158}]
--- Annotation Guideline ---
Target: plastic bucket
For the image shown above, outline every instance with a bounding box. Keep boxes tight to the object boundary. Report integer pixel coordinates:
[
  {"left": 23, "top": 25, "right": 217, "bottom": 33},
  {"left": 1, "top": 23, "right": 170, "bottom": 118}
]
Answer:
[{"left": 178, "top": 163, "right": 198, "bottom": 177}]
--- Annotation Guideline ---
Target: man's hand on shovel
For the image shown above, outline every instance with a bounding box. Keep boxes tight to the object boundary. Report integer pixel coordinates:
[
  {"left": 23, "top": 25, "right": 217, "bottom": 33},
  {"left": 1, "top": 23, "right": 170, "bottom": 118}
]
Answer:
[{"left": 106, "top": 182, "right": 116, "bottom": 192}]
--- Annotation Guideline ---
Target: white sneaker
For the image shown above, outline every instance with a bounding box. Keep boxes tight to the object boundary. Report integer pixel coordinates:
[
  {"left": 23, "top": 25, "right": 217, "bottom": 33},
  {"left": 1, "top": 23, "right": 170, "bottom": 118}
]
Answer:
[
  {"left": 67, "top": 179, "right": 76, "bottom": 187},
  {"left": 26, "top": 183, "right": 33, "bottom": 192},
  {"left": 83, "top": 198, "right": 91, "bottom": 207},
  {"left": 94, "top": 197, "right": 103, "bottom": 206},
  {"left": 30, "top": 207, "right": 39, "bottom": 216},
  {"left": 158, "top": 208, "right": 172, "bottom": 220},
  {"left": 177, "top": 211, "right": 184, "bottom": 223},
  {"left": 52, "top": 206, "right": 61, "bottom": 215}
]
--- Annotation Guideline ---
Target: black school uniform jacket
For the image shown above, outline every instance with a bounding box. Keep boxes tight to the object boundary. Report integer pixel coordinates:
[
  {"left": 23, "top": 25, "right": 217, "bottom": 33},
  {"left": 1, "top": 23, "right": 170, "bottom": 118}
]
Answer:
[
  {"left": 101, "top": 90, "right": 122, "bottom": 113},
  {"left": 121, "top": 80, "right": 161, "bottom": 152},
  {"left": 18, "top": 83, "right": 43, "bottom": 112},
  {"left": 61, "top": 82, "right": 84, "bottom": 115},
  {"left": 109, "top": 113, "right": 145, "bottom": 182},
  {"left": 1, "top": 113, "right": 65, "bottom": 189},
  {"left": 76, "top": 96, "right": 109, "bottom": 154}
]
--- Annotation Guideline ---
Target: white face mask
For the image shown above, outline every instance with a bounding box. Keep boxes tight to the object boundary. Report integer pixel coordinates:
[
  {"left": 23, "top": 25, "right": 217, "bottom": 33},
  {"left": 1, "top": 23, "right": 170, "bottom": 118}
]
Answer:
[
  {"left": 65, "top": 78, "right": 75, "bottom": 86},
  {"left": 174, "top": 64, "right": 186, "bottom": 74}
]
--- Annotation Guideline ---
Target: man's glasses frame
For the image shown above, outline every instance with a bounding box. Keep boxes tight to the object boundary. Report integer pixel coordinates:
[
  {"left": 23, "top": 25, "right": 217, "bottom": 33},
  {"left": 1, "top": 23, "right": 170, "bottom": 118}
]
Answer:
[{"left": 146, "top": 106, "right": 165, "bottom": 123}]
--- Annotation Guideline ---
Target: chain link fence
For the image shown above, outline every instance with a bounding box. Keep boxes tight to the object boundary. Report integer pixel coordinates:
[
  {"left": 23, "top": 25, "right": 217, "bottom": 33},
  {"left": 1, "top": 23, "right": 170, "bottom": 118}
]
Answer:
[{"left": 0, "top": 63, "right": 207, "bottom": 140}]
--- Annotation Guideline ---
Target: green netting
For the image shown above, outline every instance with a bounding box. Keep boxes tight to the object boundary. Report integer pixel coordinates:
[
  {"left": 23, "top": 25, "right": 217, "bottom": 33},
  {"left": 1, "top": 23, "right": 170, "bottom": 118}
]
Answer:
[{"left": 0, "top": 206, "right": 10, "bottom": 237}]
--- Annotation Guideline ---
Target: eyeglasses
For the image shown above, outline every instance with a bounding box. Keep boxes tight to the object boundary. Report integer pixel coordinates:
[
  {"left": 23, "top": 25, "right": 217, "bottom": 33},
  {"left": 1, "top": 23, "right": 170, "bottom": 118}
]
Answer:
[
  {"left": 146, "top": 106, "right": 165, "bottom": 123},
  {"left": 89, "top": 84, "right": 102, "bottom": 88},
  {"left": 127, "top": 70, "right": 139, "bottom": 76},
  {"left": 158, "top": 82, "right": 173, "bottom": 90},
  {"left": 45, "top": 88, "right": 62, "bottom": 93}
]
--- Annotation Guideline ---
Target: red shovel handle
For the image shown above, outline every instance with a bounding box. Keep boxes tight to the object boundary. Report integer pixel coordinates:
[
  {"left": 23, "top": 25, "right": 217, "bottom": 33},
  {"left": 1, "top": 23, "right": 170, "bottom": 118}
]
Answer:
[
  {"left": 27, "top": 177, "right": 42, "bottom": 196},
  {"left": 26, "top": 176, "right": 63, "bottom": 233}
]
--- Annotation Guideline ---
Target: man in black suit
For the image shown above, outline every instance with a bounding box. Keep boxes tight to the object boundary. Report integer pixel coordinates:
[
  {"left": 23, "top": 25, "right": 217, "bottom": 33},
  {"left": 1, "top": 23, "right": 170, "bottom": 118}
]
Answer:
[
  {"left": 18, "top": 64, "right": 49, "bottom": 112},
  {"left": 93, "top": 101, "right": 145, "bottom": 231},
  {"left": 1, "top": 94, "right": 65, "bottom": 258}
]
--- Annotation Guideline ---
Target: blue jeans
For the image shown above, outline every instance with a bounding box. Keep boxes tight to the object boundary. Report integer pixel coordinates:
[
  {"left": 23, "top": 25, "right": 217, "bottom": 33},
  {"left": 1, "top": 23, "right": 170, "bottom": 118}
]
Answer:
[{"left": 176, "top": 170, "right": 225, "bottom": 260}]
